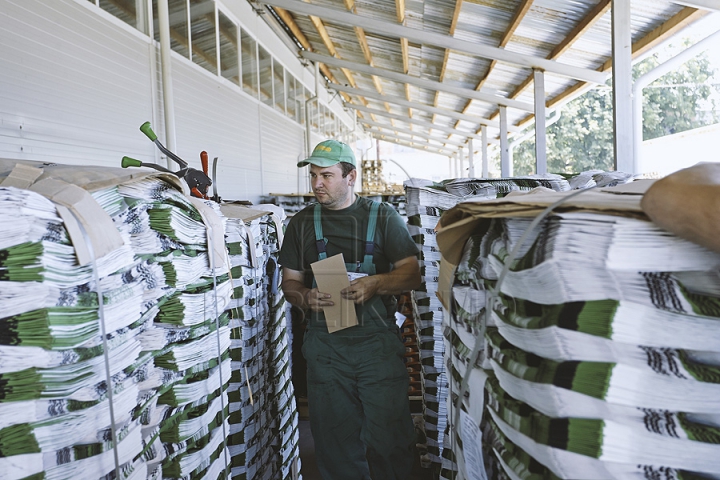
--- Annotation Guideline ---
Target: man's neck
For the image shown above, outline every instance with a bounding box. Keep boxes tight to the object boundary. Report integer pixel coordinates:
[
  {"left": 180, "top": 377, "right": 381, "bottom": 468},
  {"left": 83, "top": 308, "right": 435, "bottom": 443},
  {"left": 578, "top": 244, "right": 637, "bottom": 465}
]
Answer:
[{"left": 325, "top": 192, "right": 356, "bottom": 210}]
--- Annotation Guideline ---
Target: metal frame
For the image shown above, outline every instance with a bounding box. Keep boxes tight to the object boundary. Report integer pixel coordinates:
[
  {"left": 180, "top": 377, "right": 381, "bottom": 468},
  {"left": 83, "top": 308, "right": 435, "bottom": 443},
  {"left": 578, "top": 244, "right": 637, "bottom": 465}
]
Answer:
[
  {"left": 348, "top": 103, "right": 485, "bottom": 143},
  {"left": 302, "top": 51, "right": 534, "bottom": 111},
  {"left": 359, "top": 120, "right": 468, "bottom": 148},
  {"left": 369, "top": 135, "right": 457, "bottom": 156},
  {"left": 258, "top": 0, "right": 608, "bottom": 84},
  {"left": 330, "top": 84, "right": 520, "bottom": 131}
]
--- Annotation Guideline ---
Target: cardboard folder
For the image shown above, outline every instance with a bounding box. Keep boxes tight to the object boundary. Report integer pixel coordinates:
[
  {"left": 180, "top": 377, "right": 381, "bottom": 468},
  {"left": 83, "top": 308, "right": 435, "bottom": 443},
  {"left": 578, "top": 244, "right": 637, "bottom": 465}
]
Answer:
[{"left": 311, "top": 253, "right": 358, "bottom": 333}]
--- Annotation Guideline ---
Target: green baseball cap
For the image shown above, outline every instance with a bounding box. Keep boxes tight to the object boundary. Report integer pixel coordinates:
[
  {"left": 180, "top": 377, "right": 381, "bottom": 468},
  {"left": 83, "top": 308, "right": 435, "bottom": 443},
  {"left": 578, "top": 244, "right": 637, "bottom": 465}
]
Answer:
[{"left": 297, "top": 140, "right": 356, "bottom": 168}]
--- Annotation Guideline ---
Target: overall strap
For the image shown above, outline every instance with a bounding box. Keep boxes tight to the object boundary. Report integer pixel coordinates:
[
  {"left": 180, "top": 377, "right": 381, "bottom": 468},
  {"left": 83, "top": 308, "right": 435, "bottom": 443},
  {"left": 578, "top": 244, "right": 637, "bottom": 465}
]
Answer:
[
  {"left": 361, "top": 201, "right": 380, "bottom": 271},
  {"left": 313, "top": 204, "right": 327, "bottom": 260}
]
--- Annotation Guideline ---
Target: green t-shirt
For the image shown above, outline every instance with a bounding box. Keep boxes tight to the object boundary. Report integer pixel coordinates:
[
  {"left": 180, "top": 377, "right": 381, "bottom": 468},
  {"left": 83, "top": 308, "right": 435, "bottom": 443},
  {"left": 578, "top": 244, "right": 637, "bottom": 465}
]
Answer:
[{"left": 279, "top": 196, "right": 419, "bottom": 334}]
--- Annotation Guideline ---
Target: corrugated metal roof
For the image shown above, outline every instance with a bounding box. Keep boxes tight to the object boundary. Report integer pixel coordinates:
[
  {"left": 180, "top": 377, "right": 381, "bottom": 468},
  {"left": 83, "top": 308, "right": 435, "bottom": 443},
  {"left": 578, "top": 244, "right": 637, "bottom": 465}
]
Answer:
[{"left": 261, "top": 0, "right": 709, "bottom": 151}]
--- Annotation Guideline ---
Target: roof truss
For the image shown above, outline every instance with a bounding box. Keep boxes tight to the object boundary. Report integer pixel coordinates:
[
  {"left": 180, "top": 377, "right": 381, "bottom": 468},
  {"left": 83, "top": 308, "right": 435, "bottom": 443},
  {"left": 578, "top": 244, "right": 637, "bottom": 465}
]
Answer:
[
  {"left": 302, "top": 51, "right": 534, "bottom": 111},
  {"left": 348, "top": 103, "right": 485, "bottom": 141},
  {"left": 329, "top": 83, "right": 522, "bottom": 131},
  {"left": 259, "top": 0, "right": 608, "bottom": 84}
]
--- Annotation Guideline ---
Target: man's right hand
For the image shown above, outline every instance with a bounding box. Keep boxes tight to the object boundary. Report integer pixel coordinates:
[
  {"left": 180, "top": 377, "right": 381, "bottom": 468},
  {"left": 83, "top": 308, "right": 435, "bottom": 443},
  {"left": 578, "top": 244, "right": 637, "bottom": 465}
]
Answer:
[{"left": 304, "top": 288, "right": 334, "bottom": 312}]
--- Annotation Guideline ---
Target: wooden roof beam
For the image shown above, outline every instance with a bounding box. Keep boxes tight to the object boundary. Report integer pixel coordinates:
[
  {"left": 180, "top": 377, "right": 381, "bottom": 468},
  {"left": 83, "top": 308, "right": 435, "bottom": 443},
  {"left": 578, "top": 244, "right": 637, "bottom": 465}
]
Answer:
[
  {"left": 341, "top": 0, "right": 392, "bottom": 114},
  {"left": 431, "top": 0, "right": 464, "bottom": 126},
  {"left": 395, "top": 0, "right": 412, "bottom": 118},
  {"left": 272, "top": 6, "right": 355, "bottom": 105}
]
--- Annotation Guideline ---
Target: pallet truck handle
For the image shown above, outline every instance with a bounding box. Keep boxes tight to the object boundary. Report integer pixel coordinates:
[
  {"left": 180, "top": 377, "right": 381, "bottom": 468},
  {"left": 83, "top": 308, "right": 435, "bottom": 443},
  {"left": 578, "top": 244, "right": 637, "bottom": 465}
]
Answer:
[
  {"left": 121, "top": 156, "right": 143, "bottom": 168},
  {"left": 139, "top": 122, "right": 157, "bottom": 141},
  {"left": 139, "top": 121, "right": 188, "bottom": 169},
  {"left": 121, "top": 156, "right": 174, "bottom": 174}
]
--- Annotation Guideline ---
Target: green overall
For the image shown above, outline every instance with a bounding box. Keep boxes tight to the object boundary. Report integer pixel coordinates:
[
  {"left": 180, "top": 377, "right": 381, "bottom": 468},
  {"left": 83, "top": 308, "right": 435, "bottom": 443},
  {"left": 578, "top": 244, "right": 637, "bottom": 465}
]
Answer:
[{"left": 305, "top": 202, "right": 416, "bottom": 480}]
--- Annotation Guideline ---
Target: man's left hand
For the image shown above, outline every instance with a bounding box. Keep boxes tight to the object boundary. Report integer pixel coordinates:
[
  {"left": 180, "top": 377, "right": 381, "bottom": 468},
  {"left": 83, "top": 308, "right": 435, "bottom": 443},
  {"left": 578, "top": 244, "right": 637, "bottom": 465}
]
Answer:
[{"left": 341, "top": 275, "right": 380, "bottom": 304}]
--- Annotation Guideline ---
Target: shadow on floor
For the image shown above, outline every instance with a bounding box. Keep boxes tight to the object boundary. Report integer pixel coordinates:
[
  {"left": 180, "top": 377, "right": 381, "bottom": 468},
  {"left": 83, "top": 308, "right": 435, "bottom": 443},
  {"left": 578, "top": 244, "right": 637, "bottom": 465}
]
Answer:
[{"left": 299, "top": 419, "right": 435, "bottom": 480}]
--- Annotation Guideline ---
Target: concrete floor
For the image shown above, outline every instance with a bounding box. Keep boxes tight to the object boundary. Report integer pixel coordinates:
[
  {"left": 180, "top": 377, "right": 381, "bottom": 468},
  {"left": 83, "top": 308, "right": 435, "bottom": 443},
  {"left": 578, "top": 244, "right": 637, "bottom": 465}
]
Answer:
[{"left": 298, "top": 419, "right": 435, "bottom": 480}]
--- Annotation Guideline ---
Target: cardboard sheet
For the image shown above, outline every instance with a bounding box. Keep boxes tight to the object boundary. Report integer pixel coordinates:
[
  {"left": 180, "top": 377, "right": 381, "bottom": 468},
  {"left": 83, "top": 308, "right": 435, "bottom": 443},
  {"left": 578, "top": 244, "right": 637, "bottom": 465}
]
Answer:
[
  {"left": 29, "top": 178, "right": 124, "bottom": 265},
  {"left": 0, "top": 158, "right": 186, "bottom": 194},
  {"left": 0, "top": 163, "right": 43, "bottom": 188},
  {"left": 189, "top": 197, "right": 230, "bottom": 272},
  {"left": 311, "top": 253, "right": 358, "bottom": 333}
]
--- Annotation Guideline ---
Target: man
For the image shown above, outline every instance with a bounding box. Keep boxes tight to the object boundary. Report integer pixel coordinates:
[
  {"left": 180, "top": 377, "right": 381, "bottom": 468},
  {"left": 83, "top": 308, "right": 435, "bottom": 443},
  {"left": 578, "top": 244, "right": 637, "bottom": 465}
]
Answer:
[
  {"left": 641, "top": 162, "right": 720, "bottom": 253},
  {"left": 279, "top": 139, "right": 421, "bottom": 480}
]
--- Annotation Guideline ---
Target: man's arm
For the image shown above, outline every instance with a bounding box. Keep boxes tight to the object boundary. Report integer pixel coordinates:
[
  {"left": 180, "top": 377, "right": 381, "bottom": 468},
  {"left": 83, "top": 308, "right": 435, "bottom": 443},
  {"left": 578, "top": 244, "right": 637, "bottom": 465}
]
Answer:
[
  {"left": 641, "top": 163, "right": 720, "bottom": 253},
  {"left": 341, "top": 255, "right": 421, "bottom": 304},
  {"left": 281, "top": 267, "right": 334, "bottom": 312}
]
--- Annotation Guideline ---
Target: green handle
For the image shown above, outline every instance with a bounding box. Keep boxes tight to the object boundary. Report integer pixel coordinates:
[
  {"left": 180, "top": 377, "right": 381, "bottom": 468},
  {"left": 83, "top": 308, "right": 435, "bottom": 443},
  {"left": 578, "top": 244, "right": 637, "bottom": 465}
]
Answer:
[
  {"left": 121, "top": 156, "right": 143, "bottom": 168},
  {"left": 139, "top": 122, "right": 157, "bottom": 141}
]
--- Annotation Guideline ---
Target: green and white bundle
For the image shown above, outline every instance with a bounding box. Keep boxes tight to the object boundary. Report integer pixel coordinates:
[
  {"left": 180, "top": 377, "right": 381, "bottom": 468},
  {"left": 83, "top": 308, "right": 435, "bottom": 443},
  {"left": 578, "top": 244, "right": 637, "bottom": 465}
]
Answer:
[
  {"left": 486, "top": 327, "right": 720, "bottom": 415},
  {"left": 493, "top": 293, "right": 720, "bottom": 357},
  {"left": 137, "top": 311, "right": 228, "bottom": 352},
  {"left": 155, "top": 278, "right": 232, "bottom": 327},
  {"left": 442, "top": 190, "right": 720, "bottom": 479},
  {"left": 223, "top": 210, "right": 301, "bottom": 479},
  {"left": 485, "top": 374, "right": 720, "bottom": 477}
]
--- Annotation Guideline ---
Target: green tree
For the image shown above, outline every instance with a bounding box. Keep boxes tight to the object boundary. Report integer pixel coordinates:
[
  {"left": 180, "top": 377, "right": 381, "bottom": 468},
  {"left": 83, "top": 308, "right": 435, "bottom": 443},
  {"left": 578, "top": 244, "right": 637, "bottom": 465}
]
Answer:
[{"left": 510, "top": 44, "right": 719, "bottom": 176}]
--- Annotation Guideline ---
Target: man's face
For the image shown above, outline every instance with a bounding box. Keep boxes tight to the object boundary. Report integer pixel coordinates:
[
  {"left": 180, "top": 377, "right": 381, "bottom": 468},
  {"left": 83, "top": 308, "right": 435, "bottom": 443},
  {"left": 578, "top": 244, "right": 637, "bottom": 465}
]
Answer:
[{"left": 309, "top": 163, "right": 356, "bottom": 209}]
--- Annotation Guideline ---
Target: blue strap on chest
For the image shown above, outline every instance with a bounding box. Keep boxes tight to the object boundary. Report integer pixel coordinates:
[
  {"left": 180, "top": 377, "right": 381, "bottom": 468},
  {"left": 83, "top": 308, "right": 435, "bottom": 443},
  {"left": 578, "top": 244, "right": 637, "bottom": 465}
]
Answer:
[
  {"left": 313, "top": 202, "right": 379, "bottom": 267},
  {"left": 314, "top": 203, "right": 328, "bottom": 260}
]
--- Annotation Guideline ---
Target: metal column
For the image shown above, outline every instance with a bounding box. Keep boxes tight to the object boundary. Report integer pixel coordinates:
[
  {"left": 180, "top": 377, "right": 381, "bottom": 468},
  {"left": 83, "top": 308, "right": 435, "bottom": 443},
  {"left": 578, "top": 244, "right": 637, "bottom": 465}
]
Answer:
[
  {"left": 458, "top": 147, "right": 465, "bottom": 178},
  {"left": 157, "top": 0, "right": 177, "bottom": 165},
  {"left": 612, "top": 0, "right": 634, "bottom": 173},
  {"left": 468, "top": 139, "right": 475, "bottom": 177},
  {"left": 499, "top": 106, "right": 510, "bottom": 177},
  {"left": 533, "top": 69, "right": 547, "bottom": 174},
  {"left": 481, "top": 126, "right": 489, "bottom": 178},
  {"left": 135, "top": 0, "right": 147, "bottom": 33}
]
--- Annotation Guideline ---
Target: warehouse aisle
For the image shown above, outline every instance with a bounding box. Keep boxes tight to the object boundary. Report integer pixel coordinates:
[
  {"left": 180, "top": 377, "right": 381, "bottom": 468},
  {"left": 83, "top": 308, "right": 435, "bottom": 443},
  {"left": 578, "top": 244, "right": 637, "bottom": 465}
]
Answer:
[
  {"left": 298, "top": 420, "right": 322, "bottom": 479},
  {"left": 298, "top": 417, "right": 435, "bottom": 480}
]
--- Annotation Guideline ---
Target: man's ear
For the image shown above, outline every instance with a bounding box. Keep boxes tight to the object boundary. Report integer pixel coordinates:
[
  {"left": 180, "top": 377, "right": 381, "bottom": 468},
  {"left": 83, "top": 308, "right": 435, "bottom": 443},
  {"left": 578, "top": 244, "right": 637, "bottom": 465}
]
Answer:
[{"left": 348, "top": 169, "right": 358, "bottom": 184}]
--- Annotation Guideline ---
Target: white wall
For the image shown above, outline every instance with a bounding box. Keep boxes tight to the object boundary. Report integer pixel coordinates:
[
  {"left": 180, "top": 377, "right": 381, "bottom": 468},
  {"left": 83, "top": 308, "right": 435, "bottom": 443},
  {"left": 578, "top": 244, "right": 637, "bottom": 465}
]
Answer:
[
  {"left": 0, "top": 0, "right": 312, "bottom": 203},
  {"left": 0, "top": 0, "right": 156, "bottom": 167}
]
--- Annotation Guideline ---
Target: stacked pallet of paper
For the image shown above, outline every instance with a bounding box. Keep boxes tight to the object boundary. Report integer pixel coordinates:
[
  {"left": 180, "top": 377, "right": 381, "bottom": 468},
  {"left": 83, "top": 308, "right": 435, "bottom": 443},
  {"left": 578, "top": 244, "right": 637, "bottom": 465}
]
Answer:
[
  {"left": 0, "top": 183, "right": 152, "bottom": 480},
  {"left": 0, "top": 160, "right": 305, "bottom": 480},
  {"left": 119, "top": 177, "right": 233, "bottom": 480},
  {"left": 437, "top": 184, "right": 720, "bottom": 479},
  {"left": 403, "top": 178, "right": 496, "bottom": 467},
  {"left": 222, "top": 204, "right": 301, "bottom": 480},
  {"left": 0, "top": 160, "right": 234, "bottom": 480}
]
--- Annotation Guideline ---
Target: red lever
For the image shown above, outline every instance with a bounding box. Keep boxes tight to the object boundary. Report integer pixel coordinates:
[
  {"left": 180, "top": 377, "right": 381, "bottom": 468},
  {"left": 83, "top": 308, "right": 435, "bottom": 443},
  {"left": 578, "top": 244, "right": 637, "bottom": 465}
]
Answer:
[
  {"left": 190, "top": 186, "right": 209, "bottom": 199},
  {"left": 200, "top": 151, "right": 209, "bottom": 176}
]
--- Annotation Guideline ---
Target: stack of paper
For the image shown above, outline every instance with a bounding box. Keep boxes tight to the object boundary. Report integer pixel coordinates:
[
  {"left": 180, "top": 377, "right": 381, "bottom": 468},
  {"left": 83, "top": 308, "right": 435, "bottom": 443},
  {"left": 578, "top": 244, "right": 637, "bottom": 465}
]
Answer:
[
  {"left": 0, "top": 184, "right": 157, "bottom": 480},
  {"left": 568, "top": 169, "right": 634, "bottom": 189},
  {"left": 221, "top": 205, "right": 301, "bottom": 480},
  {"left": 444, "top": 175, "right": 570, "bottom": 198},
  {"left": 117, "top": 179, "right": 233, "bottom": 480},
  {"left": 404, "top": 178, "right": 496, "bottom": 467},
  {"left": 437, "top": 187, "right": 720, "bottom": 479}
]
